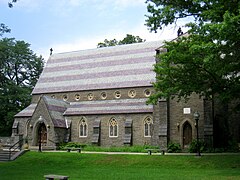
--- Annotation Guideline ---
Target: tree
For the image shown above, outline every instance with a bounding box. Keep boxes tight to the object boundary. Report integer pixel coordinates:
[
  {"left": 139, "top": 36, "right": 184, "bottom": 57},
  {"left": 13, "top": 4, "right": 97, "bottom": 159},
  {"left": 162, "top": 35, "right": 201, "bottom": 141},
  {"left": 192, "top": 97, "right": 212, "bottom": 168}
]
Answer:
[
  {"left": 8, "top": 0, "right": 17, "bottom": 8},
  {"left": 97, "top": 34, "right": 145, "bottom": 48},
  {"left": 97, "top": 39, "right": 118, "bottom": 48},
  {"left": 145, "top": 0, "right": 240, "bottom": 107},
  {"left": 0, "top": 24, "right": 11, "bottom": 37},
  {"left": 118, "top": 34, "right": 145, "bottom": 45},
  {"left": 145, "top": 0, "right": 240, "bottom": 148},
  {"left": 0, "top": 1, "right": 18, "bottom": 36},
  {"left": 0, "top": 38, "right": 44, "bottom": 136}
]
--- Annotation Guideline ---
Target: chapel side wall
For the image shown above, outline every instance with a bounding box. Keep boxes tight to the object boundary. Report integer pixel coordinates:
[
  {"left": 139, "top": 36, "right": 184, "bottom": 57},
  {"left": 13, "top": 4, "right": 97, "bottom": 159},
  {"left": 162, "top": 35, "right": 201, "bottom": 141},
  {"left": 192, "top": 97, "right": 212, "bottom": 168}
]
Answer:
[
  {"left": 68, "top": 113, "right": 153, "bottom": 147},
  {"left": 169, "top": 94, "right": 205, "bottom": 147},
  {"left": 12, "top": 117, "right": 29, "bottom": 138},
  {"left": 31, "top": 86, "right": 155, "bottom": 147}
]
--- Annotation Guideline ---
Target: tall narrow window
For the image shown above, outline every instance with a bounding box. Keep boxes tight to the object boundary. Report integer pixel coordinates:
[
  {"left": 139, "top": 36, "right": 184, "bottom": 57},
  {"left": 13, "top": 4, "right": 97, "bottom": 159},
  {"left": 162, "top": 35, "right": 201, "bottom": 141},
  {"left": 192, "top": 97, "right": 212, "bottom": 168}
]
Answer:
[
  {"left": 144, "top": 116, "right": 153, "bottom": 137},
  {"left": 79, "top": 118, "right": 87, "bottom": 137},
  {"left": 109, "top": 118, "right": 118, "bottom": 137}
]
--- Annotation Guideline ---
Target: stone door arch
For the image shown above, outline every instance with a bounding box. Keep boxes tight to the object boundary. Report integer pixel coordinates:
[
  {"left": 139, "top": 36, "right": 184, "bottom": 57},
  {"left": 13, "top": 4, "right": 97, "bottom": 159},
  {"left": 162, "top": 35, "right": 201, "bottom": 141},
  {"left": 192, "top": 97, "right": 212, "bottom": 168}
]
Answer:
[{"left": 183, "top": 121, "right": 192, "bottom": 148}]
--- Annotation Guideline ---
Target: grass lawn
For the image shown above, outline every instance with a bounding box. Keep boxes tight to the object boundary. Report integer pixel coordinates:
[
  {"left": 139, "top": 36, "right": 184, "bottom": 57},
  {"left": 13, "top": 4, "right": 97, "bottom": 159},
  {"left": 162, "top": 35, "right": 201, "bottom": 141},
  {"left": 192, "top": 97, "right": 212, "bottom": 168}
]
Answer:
[{"left": 0, "top": 152, "right": 240, "bottom": 180}]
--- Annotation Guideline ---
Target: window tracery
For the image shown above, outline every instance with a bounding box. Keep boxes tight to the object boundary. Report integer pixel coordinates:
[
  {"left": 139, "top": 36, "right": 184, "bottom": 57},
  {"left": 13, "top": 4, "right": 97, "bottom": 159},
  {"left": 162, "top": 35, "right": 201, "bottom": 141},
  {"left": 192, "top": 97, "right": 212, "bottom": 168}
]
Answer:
[{"left": 109, "top": 117, "right": 118, "bottom": 137}]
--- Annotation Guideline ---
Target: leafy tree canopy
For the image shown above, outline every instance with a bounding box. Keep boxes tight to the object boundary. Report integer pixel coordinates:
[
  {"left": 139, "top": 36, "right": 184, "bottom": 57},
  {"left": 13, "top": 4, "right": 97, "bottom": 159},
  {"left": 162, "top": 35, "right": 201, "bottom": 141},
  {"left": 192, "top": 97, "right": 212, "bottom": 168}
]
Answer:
[
  {"left": 145, "top": 0, "right": 240, "bottom": 108},
  {"left": 97, "top": 34, "right": 145, "bottom": 48},
  {"left": 0, "top": 38, "right": 44, "bottom": 135},
  {"left": 8, "top": 0, "right": 17, "bottom": 8},
  {"left": 0, "top": 23, "right": 11, "bottom": 37},
  {"left": 0, "top": 1, "right": 17, "bottom": 36}
]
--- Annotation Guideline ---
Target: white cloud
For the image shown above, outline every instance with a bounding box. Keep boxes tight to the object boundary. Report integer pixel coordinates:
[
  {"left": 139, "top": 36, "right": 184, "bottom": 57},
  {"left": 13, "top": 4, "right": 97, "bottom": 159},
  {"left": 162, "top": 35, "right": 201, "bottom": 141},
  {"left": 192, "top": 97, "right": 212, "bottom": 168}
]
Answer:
[
  {"left": 0, "top": 0, "right": 8, "bottom": 5},
  {"left": 5, "top": 0, "right": 85, "bottom": 13},
  {"left": 36, "top": 35, "right": 103, "bottom": 60},
  {"left": 37, "top": 25, "right": 171, "bottom": 61},
  {"left": 13, "top": 0, "right": 43, "bottom": 12},
  {"left": 114, "top": 0, "right": 144, "bottom": 8},
  {"left": 37, "top": 17, "right": 189, "bottom": 60},
  {"left": 10, "top": 0, "right": 143, "bottom": 13},
  {"left": 91, "top": 0, "right": 145, "bottom": 16},
  {"left": 31, "top": 0, "right": 191, "bottom": 60}
]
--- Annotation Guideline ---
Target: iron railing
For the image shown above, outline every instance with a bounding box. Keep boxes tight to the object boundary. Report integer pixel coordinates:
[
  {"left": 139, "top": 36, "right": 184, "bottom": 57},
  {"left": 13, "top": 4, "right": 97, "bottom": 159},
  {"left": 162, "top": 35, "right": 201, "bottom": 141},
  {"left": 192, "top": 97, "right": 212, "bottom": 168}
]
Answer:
[{"left": 8, "top": 138, "right": 23, "bottom": 160}]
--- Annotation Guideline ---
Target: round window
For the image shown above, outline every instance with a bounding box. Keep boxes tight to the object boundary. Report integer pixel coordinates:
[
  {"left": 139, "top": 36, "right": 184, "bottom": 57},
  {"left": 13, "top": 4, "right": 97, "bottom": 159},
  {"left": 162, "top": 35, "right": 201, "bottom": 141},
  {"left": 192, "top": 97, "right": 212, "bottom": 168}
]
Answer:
[
  {"left": 101, "top": 92, "right": 107, "bottom": 100},
  {"left": 87, "top": 93, "right": 94, "bottom": 100},
  {"left": 128, "top": 90, "right": 136, "bottom": 98},
  {"left": 114, "top": 91, "right": 121, "bottom": 99},
  {"left": 144, "top": 89, "right": 151, "bottom": 97},
  {"left": 63, "top": 94, "right": 68, "bottom": 101},
  {"left": 75, "top": 94, "right": 80, "bottom": 101}
]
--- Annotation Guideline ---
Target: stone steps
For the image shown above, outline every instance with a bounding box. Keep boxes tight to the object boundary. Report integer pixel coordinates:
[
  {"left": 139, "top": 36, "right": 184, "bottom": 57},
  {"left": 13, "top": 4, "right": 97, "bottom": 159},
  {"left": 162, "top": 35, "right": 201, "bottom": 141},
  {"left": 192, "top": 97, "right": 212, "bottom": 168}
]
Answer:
[
  {"left": 0, "top": 150, "right": 10, "bottom": 161},
  {"left": 0, "top": 149, "right": 29, "bottom": 162}
]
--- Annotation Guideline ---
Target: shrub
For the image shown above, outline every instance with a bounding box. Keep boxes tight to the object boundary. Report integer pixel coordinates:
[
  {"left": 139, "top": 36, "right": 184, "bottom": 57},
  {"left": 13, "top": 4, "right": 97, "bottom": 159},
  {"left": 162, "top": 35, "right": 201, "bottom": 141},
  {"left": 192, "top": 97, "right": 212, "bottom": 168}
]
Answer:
[
  {"left": 83, "top": 145, "right": 159, "bottom": 152},
  {"left": 167, "top": 142, "right": 181, "bottom": 153},
  {"left": 189, "top": 139, "right": 206, "bottom": 153},
  {"left": 58, "top": 142, "right": 86, "bottom": 150},
  {"left": 227, "top": 140, "right": 240, "bottom": 152}
]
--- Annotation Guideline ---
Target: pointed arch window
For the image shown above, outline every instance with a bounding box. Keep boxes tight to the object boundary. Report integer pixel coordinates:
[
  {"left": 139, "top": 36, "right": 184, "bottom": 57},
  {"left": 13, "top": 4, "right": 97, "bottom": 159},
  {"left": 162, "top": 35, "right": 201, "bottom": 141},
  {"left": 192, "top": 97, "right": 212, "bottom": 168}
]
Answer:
[
  {"left": 79, "top": 118, "right": 88, "bottom": 137},
  {"left": 144, "top": 116, "right": 153, "bottom": 137},
  {"left": 109, "top": 118, "right": 118, "bottom": 137}
]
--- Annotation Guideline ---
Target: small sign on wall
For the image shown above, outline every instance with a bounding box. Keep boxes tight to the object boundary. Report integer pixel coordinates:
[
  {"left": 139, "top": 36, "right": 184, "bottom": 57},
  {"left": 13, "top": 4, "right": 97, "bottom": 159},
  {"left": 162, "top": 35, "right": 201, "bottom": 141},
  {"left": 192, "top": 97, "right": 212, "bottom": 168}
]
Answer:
[{"left": 183, "top": 108, "right": 191, "bottom": 114}]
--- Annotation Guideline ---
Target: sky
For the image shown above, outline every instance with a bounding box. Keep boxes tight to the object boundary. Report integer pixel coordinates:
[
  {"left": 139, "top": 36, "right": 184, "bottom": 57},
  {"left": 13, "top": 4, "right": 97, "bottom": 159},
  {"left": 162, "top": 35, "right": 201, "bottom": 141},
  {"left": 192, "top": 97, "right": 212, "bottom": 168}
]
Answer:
[{"left": 0, "top": 0, "right": 188, "bottom": 60}]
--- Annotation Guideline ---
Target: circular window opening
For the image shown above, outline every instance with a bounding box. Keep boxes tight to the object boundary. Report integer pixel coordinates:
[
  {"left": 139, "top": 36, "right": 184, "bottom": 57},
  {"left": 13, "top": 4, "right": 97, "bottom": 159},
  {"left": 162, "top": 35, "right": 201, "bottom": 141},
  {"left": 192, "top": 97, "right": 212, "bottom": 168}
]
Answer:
[
  {"left": 63, "top": 94, "right": 68, "bottom": 101},
  {"left": 87, "top": 93, "right": 94, "bottom": 100},
  {"left": 128, "top": 90, "right": 136, "bottom": 98},
  {"left": 101, "top": 92, "right": 107, "bottom": 100},
  {"left": 75, "top": 94, "right": 80, "bottom": 101},
  {"left": 114, "top": 91, "right": 121, "bottom": 99},
  {"left": 144, "top": 89, "right": 151, "bottom": 97}
]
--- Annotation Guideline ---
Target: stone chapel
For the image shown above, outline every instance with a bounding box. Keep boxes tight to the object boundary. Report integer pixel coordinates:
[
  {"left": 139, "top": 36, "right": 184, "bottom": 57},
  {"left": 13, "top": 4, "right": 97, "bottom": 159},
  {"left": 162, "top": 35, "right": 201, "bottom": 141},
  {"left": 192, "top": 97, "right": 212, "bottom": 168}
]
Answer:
[{"left": 11, "top": 40, "right": 239, "bottom": 150}]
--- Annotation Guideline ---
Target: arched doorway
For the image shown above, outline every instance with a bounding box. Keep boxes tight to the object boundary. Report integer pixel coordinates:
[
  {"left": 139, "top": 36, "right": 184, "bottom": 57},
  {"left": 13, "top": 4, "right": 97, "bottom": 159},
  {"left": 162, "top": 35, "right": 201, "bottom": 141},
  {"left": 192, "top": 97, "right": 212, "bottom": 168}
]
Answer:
[
  {"left": 37, "top": 123, "right": 47, "bottom": 146},
  {"left": 183, "top": 121, "right": 192, "bottom": 148}
]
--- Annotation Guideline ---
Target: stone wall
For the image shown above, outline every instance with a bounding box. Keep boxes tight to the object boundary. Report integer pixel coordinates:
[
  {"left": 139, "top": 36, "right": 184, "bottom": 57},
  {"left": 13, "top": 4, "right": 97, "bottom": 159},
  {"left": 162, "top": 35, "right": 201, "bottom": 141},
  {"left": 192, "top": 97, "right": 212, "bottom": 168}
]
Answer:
[
  {"left": 68, "top": 113, "right": 153, "bottom": 147},
  {"left": 214, "top": 98, "right": 240, "bottom": 147},
  {"left": 151, "top": 100, "right": 168, "bottom": 149},
  {"left": 22, "top": 87, "right": 223, "bottom": 149},
  {"left": 0, "top": 137, "right": 14, "bottom": 147},
  {"left": 168, "top": 94, "right": 205, "bottom": 148},
  {"left": 12, "top": 117, "right": 30, "bottom": 138},
  {"left": 31, "top": 86, "right": 155, "bottom": 147}
]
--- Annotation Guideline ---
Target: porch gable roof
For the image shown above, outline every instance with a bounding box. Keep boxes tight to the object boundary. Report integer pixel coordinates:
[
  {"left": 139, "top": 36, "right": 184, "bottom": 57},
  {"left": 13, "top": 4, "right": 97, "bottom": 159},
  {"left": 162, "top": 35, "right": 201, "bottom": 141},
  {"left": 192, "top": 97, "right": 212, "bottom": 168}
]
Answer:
[{"left": 14, "top": 104, "right": 37, "bottom": 118}]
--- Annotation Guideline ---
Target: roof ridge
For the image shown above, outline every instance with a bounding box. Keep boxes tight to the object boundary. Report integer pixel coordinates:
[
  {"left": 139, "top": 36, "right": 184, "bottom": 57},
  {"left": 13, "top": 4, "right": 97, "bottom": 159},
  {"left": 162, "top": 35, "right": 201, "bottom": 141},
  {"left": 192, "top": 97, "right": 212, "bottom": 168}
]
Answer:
[{"left": 50, "top": 40, "right": 163, "bottom": 58}]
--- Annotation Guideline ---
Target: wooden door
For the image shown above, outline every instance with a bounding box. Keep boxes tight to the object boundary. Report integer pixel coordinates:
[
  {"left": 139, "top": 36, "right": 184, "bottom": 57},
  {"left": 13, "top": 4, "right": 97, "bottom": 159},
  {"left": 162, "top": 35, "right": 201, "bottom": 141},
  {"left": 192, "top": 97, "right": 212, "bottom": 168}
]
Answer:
[
  {"left": 38, "top": 124, "right": 47, "bottom": 146},
  {"left": 183, "top": 122, "right": 192, "bottom": 148}
]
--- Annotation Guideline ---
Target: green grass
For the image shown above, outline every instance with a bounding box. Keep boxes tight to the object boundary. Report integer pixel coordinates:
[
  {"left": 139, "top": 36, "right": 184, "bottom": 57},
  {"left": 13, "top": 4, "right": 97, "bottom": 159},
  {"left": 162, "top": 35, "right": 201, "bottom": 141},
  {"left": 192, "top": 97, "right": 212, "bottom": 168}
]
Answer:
[
  {"left": 82, "top": 145, "right": 158, "bottom": 152},
  {"left": 0, "top": 152, "right": 240, "bottom": 180}
]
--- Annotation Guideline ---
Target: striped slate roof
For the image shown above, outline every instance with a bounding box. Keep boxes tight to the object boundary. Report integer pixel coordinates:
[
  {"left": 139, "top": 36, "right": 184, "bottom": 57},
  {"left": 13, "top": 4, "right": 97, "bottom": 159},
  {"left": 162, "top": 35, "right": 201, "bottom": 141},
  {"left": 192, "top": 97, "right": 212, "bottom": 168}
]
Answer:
[
  {"left": 42, "top": 96, "right": 69, "bottom": 128},
  {"left": 64, "top": 98, "right": 153, "bottom": 115},
  {"left": 15, "top": 104, "right": 37, "bottom": 117},
  {"left": 15, "top": 96, "right": 69, "bottom": 128},
  {"left": 32, "top": 41, "right": 163, "bottom": 95}
]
